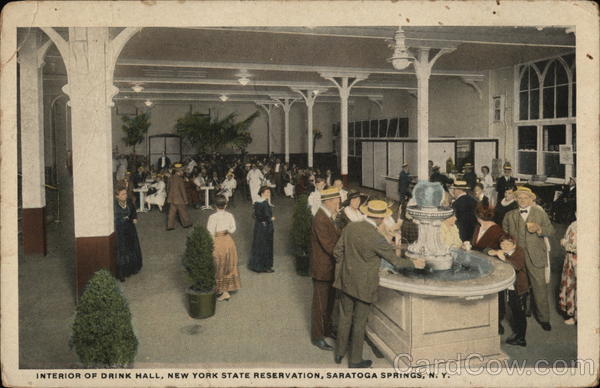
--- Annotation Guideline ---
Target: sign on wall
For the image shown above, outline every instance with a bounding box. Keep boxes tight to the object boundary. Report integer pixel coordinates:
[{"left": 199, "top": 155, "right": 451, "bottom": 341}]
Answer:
[{"left": 559, "top": 144, "right": 574, "bottom": 165}]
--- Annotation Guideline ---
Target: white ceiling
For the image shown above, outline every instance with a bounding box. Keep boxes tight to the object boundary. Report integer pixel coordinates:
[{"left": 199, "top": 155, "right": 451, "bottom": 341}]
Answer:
[{"left": 40, "top": 26, "right": 575, "bottom": 104}]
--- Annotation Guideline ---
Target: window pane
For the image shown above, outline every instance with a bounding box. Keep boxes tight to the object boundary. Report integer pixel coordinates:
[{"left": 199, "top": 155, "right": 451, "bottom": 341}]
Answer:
[
  {"left": 518, "top": 126, "right": 537, "bottom": 150},
  {"left": 562, "top": 53, "right": 575, "bottom": 68},
  {"left": 379, "top": 119, "right": 388, "bottom": 137},
  {"left": 544, "top": 61, "right": 556, "bottom": 87},
  {"left": 349, "top": 139, "right": 355, "bottom": 156},
  {"left": 543, "top": 152, "right": 565, "bottom": 178},
  {"left": 572, "top": 67, "right": 576, "bottom": 82},
  {"left": 356, "top": 140, "right": 362, "bottom": 156},
  {"left": 519, "top": 66, "right": 529, "bottom": 91},
  {"left": 398, "top": 118, "right": 409, "bottom": 137},
  {"left": 388, "top": 118, "right": 398, "bottom": 137},
  {"left": 556, "top": 85, "right": 569, "bottom": 117},
  {"left": 556, "top": 62, "right": 569, "bottom": 85},
  {"left": 572, "top": 124, "right": 576, "bottom": 152},
  {"left": 349, "top": 122, "right": 355, "bottom": 138},
  {"left": 543, "top": 87, "right": 554, "bottom": 118},
  {"left": 529, "top": 66, "right": 539, "bottom": 89},
  {"left": 543, "top": 125, "right": 565, "bottom": 152},
  {"left": 519, "top": 91, "right": 529, "bottom": 120},
  {"left": 361, "top": 121, "right": 369, "bottom": 137},
  {"left": 534, "top": 60, "right": 549, "bottom": 76},
  {"left": 530, "top": 89, "right": 540, "bottom": 119},
  {"left": 518, "top": 152, "right": 537, "bottom": 175},
  {"left": 572, "top": 83, "right": 576, "bottom": 116},
  {"left": 370, "top": 121, "right": 378, "bottom": 138}
]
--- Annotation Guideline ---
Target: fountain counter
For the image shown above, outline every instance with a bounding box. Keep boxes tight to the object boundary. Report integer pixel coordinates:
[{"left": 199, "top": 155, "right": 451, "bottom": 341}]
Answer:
[{"left": 366, "top": 248, "right": 515, "bottom": 367}]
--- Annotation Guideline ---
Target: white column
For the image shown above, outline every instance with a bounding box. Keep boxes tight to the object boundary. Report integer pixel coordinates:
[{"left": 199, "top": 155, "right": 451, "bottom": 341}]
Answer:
[
  {"left": 411, "top": 48, "right": 455, "bottom": 181},
  {"left": 63, "top": 27, "right": 115, "bottom": 238},
  {"left": 272, "top": 98, "right": 298, "bottom": 163},
  {"left": 18, "top": 30, "right": 46, "bottom": 210},
  {"left": 320, "top": 74, "right": 369, "bottom": 179},
  {"left": 257, "top": 103, "right": 277, "bottom": 155},
  {"left": 293, "top": 89, "right": 323, "bottom": 168}
]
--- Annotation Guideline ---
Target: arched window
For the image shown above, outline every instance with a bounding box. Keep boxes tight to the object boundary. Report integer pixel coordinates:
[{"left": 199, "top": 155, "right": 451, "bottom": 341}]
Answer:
[{"left": 516, "top": 53, "right": 576, "bottom": 181}]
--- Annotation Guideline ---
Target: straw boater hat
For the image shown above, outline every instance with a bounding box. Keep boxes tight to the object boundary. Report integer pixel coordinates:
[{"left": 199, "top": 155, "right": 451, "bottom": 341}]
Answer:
[
  {"left": 226, "top": 171, "right": 234, "bottom": 178},
  {"left": 450, "top": 180, "right": 471, "bottom": 190},
  {"left": 463, "top": 163, "right": 473, "bottom": 169},
  {"left": 341, "top": 190, "right": 368, "bottom": 207},
  {"left": 503, "top": 163, "right": 513, "bottom": 171},
  {"left": 360, "top": 200, "right": 393, "bottom": 219},
  {"left": 173, "top": 163, "right": 184, "bottom": 170},
  {"left": 514, "top": 186, "right": 536, "bottom": 199},
  {"left": 320, "top": 187, "right": 341, "bottom": 201}
]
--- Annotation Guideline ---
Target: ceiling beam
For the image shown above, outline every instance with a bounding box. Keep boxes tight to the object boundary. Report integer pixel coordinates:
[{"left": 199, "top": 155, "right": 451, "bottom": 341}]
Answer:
[
  {"left": 114, "top": 96, "right": 341, "bottom": 104},
  {"left": 117, "top": 88, "right": 384, "bottom": 98},
  {"left": 113, "top": 77, "right": 419, "bottom": 90},
  {"left": 115, "top": 58, "right": 485, "bottom": 78}
]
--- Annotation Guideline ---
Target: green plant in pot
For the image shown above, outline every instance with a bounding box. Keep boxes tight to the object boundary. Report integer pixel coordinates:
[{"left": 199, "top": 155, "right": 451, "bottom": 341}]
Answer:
[
  {"left": 290, "top": 194, "right": 312, "bottom": 276},
  {"left": 182, "top": 226, "right": 217, "bottom": 318},
  {"left": 70, "top": 269, "right": 138, "bottom": 368}
]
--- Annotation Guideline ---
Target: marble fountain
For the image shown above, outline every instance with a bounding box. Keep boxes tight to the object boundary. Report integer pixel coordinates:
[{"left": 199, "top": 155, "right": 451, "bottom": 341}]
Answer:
[{"left": 366, "top": 181, "right": 515, "bottom": 367}]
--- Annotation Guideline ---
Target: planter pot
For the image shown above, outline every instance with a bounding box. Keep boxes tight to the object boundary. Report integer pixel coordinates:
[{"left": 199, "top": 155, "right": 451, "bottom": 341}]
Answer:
[
  {"left": 295, "top": 255, "right": 310, "bottom": 277},
  {"left": 186, "top": 287, "right": 216, "bottom": 319}
]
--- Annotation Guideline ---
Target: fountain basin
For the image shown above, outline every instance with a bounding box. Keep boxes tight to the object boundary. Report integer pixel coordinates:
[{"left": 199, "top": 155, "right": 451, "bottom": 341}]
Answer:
[{"left": 367, "top": 250, "right": 515, "bottom": 367}]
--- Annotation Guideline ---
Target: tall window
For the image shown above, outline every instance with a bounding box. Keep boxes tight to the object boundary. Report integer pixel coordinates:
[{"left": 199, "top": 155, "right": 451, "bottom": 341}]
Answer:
[{"left": 516, "top": 53, "right": 575, "bottom": 182}]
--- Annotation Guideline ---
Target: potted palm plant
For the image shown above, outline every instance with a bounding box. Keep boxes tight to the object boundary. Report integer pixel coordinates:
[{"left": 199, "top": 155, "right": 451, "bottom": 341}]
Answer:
[
  {"left": 70, "top": 269, "right": 138, "bottom": 368},
  {"left": 182, "top": 226, "right": 217, "bottom": 318},
  {"left": 290, "top": 194, "right": 312, "bottom": 276}
]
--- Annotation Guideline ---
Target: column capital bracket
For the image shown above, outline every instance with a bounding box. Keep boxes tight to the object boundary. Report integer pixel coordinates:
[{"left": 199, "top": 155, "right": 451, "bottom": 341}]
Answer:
[
  {"left": 460, "top": 76, "right": 484, "bottom": 100},
  {"left": 368, "top": 96, "right": 384, "bottom": 112}
]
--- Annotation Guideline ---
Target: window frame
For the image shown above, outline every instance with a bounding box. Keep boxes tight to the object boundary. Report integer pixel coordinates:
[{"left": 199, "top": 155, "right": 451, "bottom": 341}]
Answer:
[{"left": 513, "top": 52, "right": 576, "bottom": 183}]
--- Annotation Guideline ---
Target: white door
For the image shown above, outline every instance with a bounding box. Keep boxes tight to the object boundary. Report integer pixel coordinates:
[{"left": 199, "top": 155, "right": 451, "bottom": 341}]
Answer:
[
  {"left": 373, "top": 142, "right": 387, "bottom": 191},
  {"left": 474, "top": 141, "right": 496, "bottom": 175}
]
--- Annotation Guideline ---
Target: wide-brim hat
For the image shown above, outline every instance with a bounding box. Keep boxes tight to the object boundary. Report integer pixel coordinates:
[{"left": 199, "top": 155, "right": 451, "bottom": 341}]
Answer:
[
  {"left": 503, "top": 163, "right": 513, "bottom": 170},
  {"left": 320, "top": 187, "right": 341, "bottom": 201},
  {"left": 432, "top": 165, "right": 441, "bottom": 171},
  {"left": 515, "top": 186, "right": 536, "bottom": 199},
  {"left": 450, "top": 180, "right": 471, "bottom": 190},
  {"left": 173, "top": 163, "right": 184, "bottom": 170},
  {"left": 342, "top": 190, "right": 367, "bottom": 207},
  {"left": 258, "top": 185, "right": 271, "bottom": 196},
  {"left": 463, "top": 163, "right": 473, "bottom": 168},
  {"left": 360, "top": 200, "right": 392, "bottom": 218}
]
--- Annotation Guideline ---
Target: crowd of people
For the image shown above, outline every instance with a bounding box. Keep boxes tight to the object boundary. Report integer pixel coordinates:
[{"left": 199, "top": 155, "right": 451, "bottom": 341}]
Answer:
[{"left": 110, "top": 151, "right": 576, "bottom": 367}]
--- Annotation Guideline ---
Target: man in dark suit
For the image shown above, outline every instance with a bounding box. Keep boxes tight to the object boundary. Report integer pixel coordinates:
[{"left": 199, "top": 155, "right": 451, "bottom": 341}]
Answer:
[
  {"left": 156, "top": 151, "right": 171, "bottom": 171},
  {"left": 450, "top": 180, "right": 478, "bottom": 242},
  {"left": 310, "top": 187, "right": 342, "bottom": 351},
  {"left": 333, "top": 200, "right": 425, "bottom": 368},
  {"left": 398, "top": 162, "right": 411, "bottom": 203},
  {"left": 496, "top": 163, "right": 517, "bottom": 205},
  {"left": 503, "top": 186, "right": 554, "bottom": 331},
  {"left": 430, "top": 165, "right": 454, "bottom": 192},
  {"left": 166, "top": 164, "right": 192, "bottom": 230},
  {"left": 462, "top": 163, "right": 477, "bottom": 190}
]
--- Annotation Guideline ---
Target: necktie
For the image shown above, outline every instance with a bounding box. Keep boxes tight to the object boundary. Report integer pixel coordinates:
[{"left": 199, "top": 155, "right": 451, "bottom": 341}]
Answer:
[{"left": 520, "top": 209, "right": 528, "bottom": 214}]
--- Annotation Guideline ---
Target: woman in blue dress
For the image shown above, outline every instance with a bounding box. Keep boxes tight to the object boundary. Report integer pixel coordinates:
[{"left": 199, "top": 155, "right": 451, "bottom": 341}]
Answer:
[
  {"left": 248, "top": 186, "right": 275, "bottom": 273},
  {"left": 114, "top": 186, "right": 143, "bottom": 281}
]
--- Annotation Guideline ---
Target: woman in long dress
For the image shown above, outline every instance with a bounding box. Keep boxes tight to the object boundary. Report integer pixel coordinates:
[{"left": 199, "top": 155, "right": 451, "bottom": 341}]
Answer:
[
  {"left": 559, "top": 219, "right": 577, "bottom": 324},
  {"left": 114, "top": 186, "right": 143, "bottom": 281},
  {"left": 480, "top": 165, "right": 495, "bottom": 202},
  {"left": 145, "top": 175, "right": 167, "bottom": 211},
  {"left": 207, "top": 195, "right": 241, "bottom": 301},
  {"left": 248, "top": 186, "right": 275, "bottom": 273}
]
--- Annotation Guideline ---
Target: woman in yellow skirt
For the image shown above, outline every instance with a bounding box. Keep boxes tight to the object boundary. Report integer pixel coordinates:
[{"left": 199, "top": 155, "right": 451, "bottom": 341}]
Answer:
[{"left": 207, "top": 195, "right": 241, "bottom": 301}]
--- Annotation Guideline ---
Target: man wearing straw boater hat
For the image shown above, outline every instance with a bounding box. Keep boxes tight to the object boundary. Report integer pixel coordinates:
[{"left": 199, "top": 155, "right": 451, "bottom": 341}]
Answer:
[
  {"left": 503, "top": 186, "right": 555, "bottom": 331},
  {"left": 166, "top": 163, "right": 192, "bottom": 230},
  {"left": 309, "top": 187, "right": 342, "bottom": 351},
  {"left": 333, "top": 200, "right": 425, "bottom": 368},
  {"left": 496, "top": 162, "right": 517, "bottom": 205}
]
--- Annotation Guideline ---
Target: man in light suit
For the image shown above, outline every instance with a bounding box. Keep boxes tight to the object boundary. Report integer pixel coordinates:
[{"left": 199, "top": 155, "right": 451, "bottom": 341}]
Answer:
[
  {"left": 310, "top": 187, "right": 342, "bottom": 351},
  {"left": 503, "top": 186, "right": 555, "bottom": 331},
  {"left": 333, "top": 200, "right": 425, "bottom": 368}
]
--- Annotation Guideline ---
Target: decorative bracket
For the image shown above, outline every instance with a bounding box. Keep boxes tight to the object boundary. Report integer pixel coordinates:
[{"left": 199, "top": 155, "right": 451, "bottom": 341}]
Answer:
[
  {"left": 460, "top": 76, "right": 483, "bottom": 100},
  {"left": 368, "top": 96, "right": 384, "bottom": 112}
]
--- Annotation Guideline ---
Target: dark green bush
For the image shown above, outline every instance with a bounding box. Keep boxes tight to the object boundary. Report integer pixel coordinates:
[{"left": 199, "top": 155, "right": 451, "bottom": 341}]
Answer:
[
  {"left": 71, "top": 269, "right": 137, "bottom": 368},
  {"left": 290, "top": 194, "right": 312, "bottom": 258},
  {"left": 182, "top": 226, "right": 216, "bottom": 292}
]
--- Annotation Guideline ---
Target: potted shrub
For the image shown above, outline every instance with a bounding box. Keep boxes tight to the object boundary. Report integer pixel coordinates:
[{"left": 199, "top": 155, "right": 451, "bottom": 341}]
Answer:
[
  {"left": 70, "top": 269, "right": 137, "bottom": 368},
  {"left": 290, "top": 194, "right": 312, "bottom": 276},
  {"left": 182, "top": 226, "right": 216, "bottom": 318}
]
